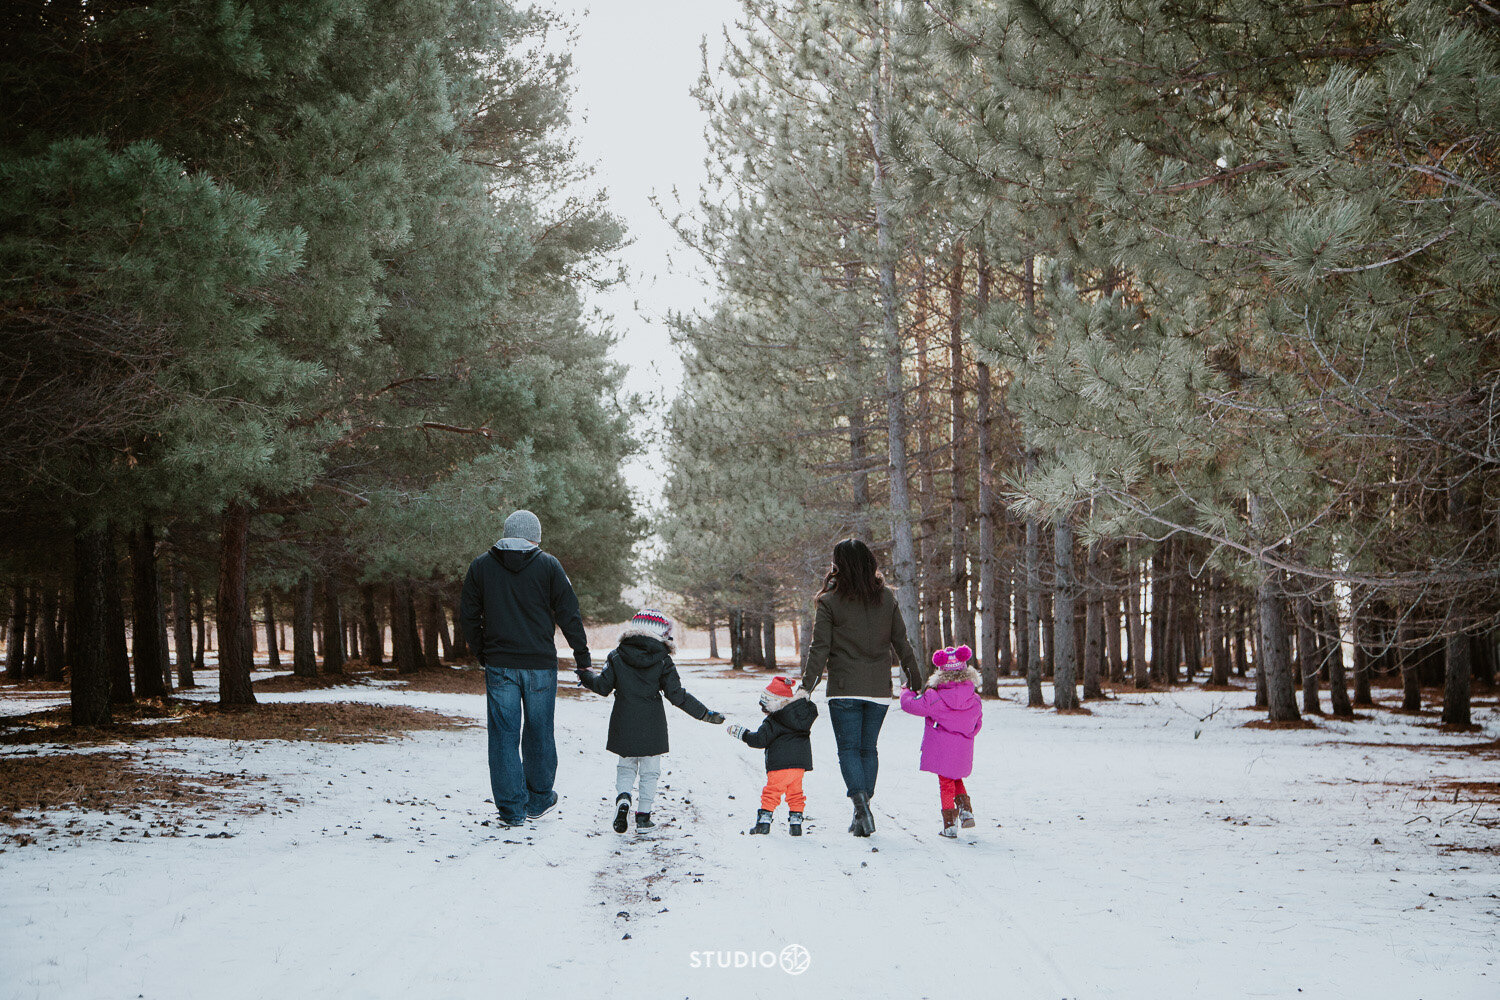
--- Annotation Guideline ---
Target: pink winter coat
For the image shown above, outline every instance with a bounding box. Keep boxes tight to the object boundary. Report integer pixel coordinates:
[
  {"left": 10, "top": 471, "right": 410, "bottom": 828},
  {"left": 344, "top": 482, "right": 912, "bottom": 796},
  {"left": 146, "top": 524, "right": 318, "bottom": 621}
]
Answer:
[{"left": 900, "top": 677, "right": 983, "bottom": 778}]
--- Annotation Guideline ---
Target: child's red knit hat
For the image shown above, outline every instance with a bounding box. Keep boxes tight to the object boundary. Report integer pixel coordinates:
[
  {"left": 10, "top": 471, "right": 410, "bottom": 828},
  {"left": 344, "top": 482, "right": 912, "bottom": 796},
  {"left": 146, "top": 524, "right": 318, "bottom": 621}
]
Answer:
[{"left": 760, "top": 675, "right": 795, "bottom": 712}]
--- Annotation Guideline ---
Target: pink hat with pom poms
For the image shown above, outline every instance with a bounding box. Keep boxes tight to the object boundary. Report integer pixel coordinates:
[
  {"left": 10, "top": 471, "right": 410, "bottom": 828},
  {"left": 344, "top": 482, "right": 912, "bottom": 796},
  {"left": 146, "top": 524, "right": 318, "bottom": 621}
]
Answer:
[{"left": 931, "top": 645, "right": 973, "bottom": 671}]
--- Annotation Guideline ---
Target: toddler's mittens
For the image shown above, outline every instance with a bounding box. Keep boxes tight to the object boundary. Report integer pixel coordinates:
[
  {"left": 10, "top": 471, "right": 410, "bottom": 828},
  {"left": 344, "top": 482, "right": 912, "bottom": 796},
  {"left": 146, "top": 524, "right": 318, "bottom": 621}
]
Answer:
[{"left": 726, "top": 724, "right": 747, "bottom": 740}]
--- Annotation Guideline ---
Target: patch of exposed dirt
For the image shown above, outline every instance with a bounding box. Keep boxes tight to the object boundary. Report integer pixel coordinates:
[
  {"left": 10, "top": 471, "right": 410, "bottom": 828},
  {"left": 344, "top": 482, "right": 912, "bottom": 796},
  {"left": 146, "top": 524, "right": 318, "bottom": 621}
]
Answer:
[
  {"left": 1241, "top": 718, "right": 1321, "bottom": 730},
  {"left": 0, "top": 751, "right": 272, "bottom": 835},
  {"left": 1334, "top": 739, "right": 1500, "bottom": 759},
  {"left": 253, "top": 672, "right": 365, "bottom": 692},
  {"left": 251, "top": 664, "right": 592, "bottom": 698},
  {"left": 0, "top": 699, "right": 473, "bottom": 747},
  {"left": 1435, "top": 780, "right": 1500, "bottom": 802},
  {"left": 0, "top": 679, "right": 72, "bottom": 695}
]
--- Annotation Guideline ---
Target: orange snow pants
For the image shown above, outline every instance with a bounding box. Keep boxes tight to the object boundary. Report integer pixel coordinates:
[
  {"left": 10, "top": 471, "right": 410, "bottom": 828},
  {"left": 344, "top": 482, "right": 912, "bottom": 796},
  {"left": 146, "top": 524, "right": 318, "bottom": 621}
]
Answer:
[{"left": 760, "top": 768, "right": 806, "bottom": 811}]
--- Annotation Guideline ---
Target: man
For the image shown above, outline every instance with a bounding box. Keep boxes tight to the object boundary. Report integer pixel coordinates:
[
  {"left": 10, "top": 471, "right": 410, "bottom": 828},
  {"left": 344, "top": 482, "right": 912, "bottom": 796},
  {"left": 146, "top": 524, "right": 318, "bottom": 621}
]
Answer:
[{"left": 460, "top": 510, "right": 591, "bottom": 826}]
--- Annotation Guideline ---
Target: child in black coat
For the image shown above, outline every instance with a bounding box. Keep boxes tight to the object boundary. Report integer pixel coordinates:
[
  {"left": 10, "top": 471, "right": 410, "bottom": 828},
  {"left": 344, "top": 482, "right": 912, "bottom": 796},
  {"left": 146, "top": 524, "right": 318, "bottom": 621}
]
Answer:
[
  {"left": 577, "top": 609, "right": 723, "bottom": 832},
  {"left": 727, "top": 676, "right": 818, "bottom": 836}
]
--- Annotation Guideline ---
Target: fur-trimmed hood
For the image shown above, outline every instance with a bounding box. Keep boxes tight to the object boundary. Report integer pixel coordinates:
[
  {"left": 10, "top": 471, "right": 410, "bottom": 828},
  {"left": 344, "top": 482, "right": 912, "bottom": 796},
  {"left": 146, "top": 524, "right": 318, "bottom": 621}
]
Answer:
[
  {"left": 925, "top": 665, "right": 981, "bottom": 691},
  {"left": 619, "top": 623, "right": 675, "bottom": 655},
  {"left": 616, "top": 633, "right": 675, "bottom": 663},
  {"left": 763, "top": 690, "right": 818, "bottom": 732},
  {"left": 760, "top": 687, "right": 811, "bottom": 716}
]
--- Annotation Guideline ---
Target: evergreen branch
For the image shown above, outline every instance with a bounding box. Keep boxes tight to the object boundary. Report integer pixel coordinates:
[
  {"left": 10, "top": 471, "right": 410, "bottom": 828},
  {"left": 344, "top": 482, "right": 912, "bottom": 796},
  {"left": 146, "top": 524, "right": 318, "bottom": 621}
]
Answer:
[
  {"left": 1320, "top": 227, "right": 1457, "bottom": 276},
  {"left": 1152, "top": 159, "right": 1279, "bottom": 195},
  {"left": 1099, "top": 488, "right": 1500, "bottom": 590}
]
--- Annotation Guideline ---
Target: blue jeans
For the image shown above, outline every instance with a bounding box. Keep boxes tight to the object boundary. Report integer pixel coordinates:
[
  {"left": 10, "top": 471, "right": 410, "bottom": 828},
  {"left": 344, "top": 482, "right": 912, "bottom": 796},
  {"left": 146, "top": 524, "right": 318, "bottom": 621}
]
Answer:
[
  {"left": 485, "top": 666, "right": 558, "bottom": 822},
  {"left": 828, "top": 699, "right": 887, "bottom": 799}
]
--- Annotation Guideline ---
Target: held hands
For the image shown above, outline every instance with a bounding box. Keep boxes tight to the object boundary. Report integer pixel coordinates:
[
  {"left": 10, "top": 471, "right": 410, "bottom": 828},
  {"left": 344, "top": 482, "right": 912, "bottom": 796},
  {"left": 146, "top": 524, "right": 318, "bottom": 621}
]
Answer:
[
  {"left": 726, "top": 724, "right": 747, "bottom": 741},
  {"left": 703, "top": 711, "right": 725, "bottom": 725}
]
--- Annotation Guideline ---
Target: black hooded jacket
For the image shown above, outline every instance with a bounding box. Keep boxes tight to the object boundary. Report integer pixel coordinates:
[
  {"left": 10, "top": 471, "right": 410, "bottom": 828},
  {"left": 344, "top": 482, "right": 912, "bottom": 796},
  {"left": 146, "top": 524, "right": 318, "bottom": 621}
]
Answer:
[
  {"left": 576, "top": 635, "right": 711, "bottom": 757},
  {"left": 459, "top": 543, "right": 590, "bottom": 671},
  {"left": 740, "top": 697, "right": 818, "bottom": 772}
]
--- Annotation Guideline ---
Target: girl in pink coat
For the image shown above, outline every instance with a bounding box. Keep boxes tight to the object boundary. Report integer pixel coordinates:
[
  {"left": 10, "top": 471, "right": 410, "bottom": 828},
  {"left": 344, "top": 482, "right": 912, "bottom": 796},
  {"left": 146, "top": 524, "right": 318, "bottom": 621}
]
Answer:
[{"left": 899, "top": 644, "right": 983, "bottom": 837}]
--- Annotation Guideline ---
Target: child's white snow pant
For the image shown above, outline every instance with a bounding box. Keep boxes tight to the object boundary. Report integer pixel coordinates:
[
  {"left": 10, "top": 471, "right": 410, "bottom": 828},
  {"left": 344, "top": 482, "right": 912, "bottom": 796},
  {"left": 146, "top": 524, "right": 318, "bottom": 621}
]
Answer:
[{"left": 616, "top": 754, "right": 663, "bottom": 812}]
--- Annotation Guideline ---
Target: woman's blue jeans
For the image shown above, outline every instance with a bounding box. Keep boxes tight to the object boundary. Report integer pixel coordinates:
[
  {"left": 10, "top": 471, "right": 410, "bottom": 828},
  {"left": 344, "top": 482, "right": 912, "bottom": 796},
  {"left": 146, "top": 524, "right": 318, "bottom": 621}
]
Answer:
[{"left": 827, "top": 699, "right": 887, "bottom": 799}]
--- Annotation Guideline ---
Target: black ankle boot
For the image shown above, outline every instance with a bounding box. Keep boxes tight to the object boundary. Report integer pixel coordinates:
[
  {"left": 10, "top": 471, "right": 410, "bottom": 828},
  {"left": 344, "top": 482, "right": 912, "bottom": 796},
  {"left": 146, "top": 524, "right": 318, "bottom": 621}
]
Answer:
[
  {"left": 851, "top": 791, "right": 874, "bottom": 837},
  {"left": 635, "top": 811, "right": 655, "bottom": 830},
  {"left": 789, "top": 811, "right": 803, "bottom": 836}
]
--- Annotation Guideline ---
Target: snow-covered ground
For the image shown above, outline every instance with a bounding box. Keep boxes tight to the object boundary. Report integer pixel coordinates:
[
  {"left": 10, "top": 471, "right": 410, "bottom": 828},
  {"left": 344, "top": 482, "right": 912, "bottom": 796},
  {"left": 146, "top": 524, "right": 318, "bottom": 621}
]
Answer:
[{"left": 2, "top": 663, "right": 1496, "bottom": 1000}]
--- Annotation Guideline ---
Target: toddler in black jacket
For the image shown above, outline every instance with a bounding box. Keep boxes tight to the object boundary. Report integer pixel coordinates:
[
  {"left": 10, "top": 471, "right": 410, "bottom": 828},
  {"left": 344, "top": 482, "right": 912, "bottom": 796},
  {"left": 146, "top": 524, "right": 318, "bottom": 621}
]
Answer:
[
  {"left": 727, "top": 676, "right": 818, "bottom": 836},
  {"left": 576, "top": 609, "right": 722, "bottom": 832}
]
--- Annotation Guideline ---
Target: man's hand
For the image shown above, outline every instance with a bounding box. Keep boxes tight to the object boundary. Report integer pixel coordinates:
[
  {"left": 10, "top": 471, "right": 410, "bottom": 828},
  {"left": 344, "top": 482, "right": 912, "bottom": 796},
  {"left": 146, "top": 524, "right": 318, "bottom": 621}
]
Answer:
[{"left": 703, "top": 711, "right": 725, "bottom": 725}]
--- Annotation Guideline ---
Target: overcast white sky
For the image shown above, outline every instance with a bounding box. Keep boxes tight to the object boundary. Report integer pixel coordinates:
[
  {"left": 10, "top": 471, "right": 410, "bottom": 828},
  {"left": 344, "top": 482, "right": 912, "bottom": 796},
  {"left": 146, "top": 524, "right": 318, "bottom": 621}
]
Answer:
[{"left": 549, "top": 1, "right": 744, "bottom": 500}]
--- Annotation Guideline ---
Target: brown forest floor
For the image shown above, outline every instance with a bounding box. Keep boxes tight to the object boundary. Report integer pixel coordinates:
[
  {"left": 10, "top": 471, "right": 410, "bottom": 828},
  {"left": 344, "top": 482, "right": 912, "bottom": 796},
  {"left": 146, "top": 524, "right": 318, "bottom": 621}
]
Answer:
[{"left": 0, "top": 695, "right": 475, "bottom": 847}]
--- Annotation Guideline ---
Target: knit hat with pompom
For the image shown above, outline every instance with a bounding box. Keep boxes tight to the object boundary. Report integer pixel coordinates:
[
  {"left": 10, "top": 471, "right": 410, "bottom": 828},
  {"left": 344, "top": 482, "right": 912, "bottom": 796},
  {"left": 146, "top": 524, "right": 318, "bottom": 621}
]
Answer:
[
  {"left": 759, "top": 675, "right": 795, "bottom": 713},
  {"left": 931, "top": 645, "right": 973, "bottom": 671},
  {"left": 620, "top": 608, "right": 674, "bottom": 653}
]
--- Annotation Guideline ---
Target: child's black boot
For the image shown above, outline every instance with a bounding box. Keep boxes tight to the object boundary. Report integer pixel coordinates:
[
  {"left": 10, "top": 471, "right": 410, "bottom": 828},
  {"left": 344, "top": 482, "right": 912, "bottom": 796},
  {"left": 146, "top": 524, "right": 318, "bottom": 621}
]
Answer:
[
  {"left": 750, "top": 809, "right": 773, "bottom": 835},
  {"left": 788, "top": 811, "right": 803, "bottom": 836},
  {"left": 613, "top": 793, "right": 631, "bottom": 834}
]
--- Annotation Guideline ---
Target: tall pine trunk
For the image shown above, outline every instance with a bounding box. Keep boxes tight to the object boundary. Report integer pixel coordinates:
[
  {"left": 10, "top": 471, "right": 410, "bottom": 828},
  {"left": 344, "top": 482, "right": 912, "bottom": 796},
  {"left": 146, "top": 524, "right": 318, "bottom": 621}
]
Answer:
[
  {"left": 263, "top": 593, "right": 281, "bottom": 670},
  {"left": 390, "top": 582, "right": 422, "bottom": 674},
  {"left": 869, "top": 63, "right": 919, "bottom": 642},
  {"left": 1024, "top": 459, "right": 1044, "bottom": 707},
  {"left": 1207, "top": 576, "right": 1230, "bottom": 686},
  {"left": 130, "top": 524, "right": 168, "bottom": 699},
  {"left": 422, "top": 591, "right": 442, "bottom": 670},
  {"left": 1296, "top": 591, "right": 1323, "bottom": 714},
  {"left": 362, "top": 584, "right": 383, "bottom": 666},
  {"left": 321, "top": 571, "right": 345, "bottom": 675},
  {"left": 708, "top": 620, "right": 719, "bottom": 660},
  {"left": 762, "top": 615, "right": 777, "bottom": 671},
  {"left": 976, "top": 335, "right": 997, "bottom": 692},
  {"left": 1443, "top": 482, "right": 1474, "bottom": 727},
  {"left": 948, "top": 241, "right": 973, "bottom": 654},
  {"left": 1128, "top": 543, "right": 1148, "bottom": 690},
  {"left": 5, "top": 584, "right": 25, "bottom": 681},
  {"left": 216, "top": 502, "right": 256, "bottom": 706},
  {"left": 1082, "top": 536, "right": 1104, "bottom": 700},
  {"left": 192, "top": 585, "right": 207, "bottom": 672},
  {"left": 171, "top": 564, "right": 195, "bottom": 687},
  {"left": 1320, "top": 595, "right": 1353, "bottom": 718},
  {"left": 729, "top": 609, "right": 745, "bottom": 670},
  {"left": 70, "top": 526, "right": 112, "bottom": 725},
  {"left": 102, "top": 526, "right": 133, "bottom": 704},
  {"left": 1399, "top": 622, "right": 1421, "bottom": 712},
  {"left": 1106, "top": 573, "right": 1125, "bottom": 684},
  {"left": 40, "top": 588, "right": 65, "bottom": 683},
  {"left": 437, "top": 591, "right": 456, "bottom": 661},
  {"left": 292, "top": 576, "right": 317, "bottom": 677},
  {"left": 1052, "top": 520, "right": 1080, "bottom": 711}
]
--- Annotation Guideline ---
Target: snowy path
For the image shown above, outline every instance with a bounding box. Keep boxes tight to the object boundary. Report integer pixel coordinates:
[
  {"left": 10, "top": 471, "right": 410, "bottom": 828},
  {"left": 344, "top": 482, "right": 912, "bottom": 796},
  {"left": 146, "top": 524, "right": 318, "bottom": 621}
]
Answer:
[{"left": 2, "top": 666, "right": 1496, "bottom": 999}]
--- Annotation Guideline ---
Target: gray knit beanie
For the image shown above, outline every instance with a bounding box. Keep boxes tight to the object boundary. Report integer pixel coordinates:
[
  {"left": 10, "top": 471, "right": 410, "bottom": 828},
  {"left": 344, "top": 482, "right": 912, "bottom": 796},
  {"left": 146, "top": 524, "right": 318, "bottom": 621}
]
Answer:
[{"left": 502, "top": 509, "right": 542, "bottom": 545}]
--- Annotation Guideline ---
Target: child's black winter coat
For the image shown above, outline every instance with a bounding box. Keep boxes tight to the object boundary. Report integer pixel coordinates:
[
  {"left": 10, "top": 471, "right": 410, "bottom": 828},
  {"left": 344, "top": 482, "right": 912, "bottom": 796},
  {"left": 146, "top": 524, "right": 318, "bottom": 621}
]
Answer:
[
  {"left": 577, "top": 635, "right": 711, "bottom": 757},
  {"left": 740, "top": 697, "right": 818, "bottom": 772}
]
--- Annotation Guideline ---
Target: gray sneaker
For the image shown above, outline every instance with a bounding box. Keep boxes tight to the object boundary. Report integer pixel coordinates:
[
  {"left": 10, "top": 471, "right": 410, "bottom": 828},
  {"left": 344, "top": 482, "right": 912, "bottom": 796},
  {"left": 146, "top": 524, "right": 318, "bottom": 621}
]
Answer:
[{"left": 526, "top": 791, "right": 559, "bottom": 819}]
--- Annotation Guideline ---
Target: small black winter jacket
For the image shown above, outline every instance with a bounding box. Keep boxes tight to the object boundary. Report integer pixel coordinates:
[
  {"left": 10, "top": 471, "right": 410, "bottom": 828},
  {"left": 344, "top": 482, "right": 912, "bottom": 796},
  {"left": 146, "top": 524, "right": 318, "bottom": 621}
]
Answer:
[
  {"left": 577, "top": 635, "right": 712, "bottom": 757},
  {"left": 459, "top": 544, "right": 590, "bottom": 671},
  {"left": 741, "top": 697, "right": 818, "bottom": 772}
]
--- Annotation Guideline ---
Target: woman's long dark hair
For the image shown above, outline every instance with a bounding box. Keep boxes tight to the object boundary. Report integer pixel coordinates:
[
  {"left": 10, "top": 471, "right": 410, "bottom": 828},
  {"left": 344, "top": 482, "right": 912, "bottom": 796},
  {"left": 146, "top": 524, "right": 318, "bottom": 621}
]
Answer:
[{"left": 817, "top": 538, "right": 884, "bottom": 605}]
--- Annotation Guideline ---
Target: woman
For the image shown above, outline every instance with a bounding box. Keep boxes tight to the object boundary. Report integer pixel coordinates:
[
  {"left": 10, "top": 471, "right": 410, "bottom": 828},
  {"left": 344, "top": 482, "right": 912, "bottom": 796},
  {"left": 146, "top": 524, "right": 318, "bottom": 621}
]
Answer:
[{"left": 799, "top": 538, "right": 923, "bottom": 837}]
